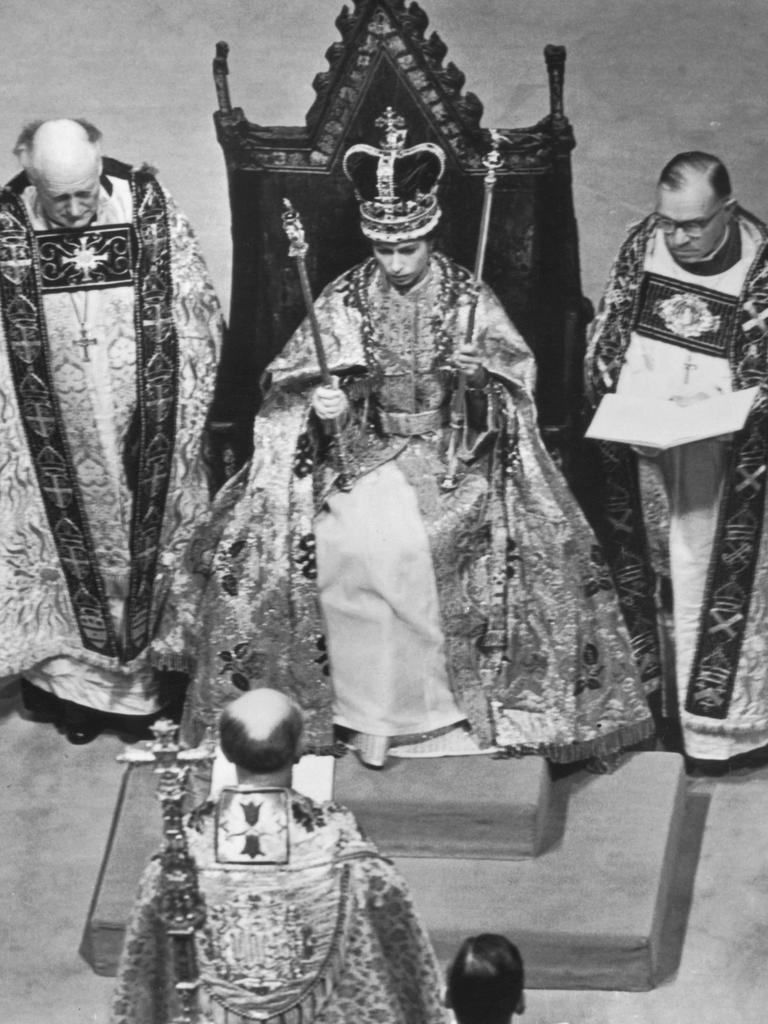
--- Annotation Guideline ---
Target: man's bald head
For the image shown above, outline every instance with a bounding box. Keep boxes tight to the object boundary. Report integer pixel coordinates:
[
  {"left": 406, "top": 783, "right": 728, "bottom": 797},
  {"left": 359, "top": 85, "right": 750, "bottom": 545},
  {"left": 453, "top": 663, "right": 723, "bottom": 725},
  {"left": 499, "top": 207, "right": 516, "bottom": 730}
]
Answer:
[
  {"left": 17, "top": 119, "right": 103, "bottom": 229},
  {"left": 219, "top": 689, "right": 304, "bottom": 775}
]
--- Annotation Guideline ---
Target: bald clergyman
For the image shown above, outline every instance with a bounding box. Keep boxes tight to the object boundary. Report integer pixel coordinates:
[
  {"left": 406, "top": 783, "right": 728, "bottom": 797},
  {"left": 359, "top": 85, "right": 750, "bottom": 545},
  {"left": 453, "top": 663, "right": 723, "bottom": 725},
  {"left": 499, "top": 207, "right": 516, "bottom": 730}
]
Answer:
[
  {"left": 0, "top": 118, "right": 223, "bottom": 743},
  {"left": 110, "top": 688, "right": 447, "bottom": 1024}
]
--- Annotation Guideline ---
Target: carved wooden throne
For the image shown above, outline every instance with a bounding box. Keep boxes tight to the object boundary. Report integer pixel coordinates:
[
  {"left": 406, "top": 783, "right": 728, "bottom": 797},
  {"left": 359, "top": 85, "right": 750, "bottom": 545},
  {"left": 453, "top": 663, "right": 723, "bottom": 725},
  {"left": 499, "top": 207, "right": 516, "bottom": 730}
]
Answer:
[{"left": 209, "top": 0, "right": 592, "bottom": 477}]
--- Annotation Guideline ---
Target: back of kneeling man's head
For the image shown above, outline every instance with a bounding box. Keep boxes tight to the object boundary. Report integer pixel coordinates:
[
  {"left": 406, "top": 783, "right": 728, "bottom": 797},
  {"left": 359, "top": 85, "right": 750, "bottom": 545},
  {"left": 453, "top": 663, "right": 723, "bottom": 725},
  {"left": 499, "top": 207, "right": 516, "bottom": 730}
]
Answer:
[
  {"left": 219, "top": 689, "right": 304, "bottom": 777},
  {"left": 447, "top": 934, "right": 525, "bottom": 1024}
]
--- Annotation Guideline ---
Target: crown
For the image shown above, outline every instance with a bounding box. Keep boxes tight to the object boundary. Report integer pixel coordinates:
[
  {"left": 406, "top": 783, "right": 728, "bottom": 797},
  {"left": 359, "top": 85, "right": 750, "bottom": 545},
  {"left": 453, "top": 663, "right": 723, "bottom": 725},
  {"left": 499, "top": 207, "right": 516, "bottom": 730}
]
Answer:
[{"left": 343, "top": 108, "right": 446, "bottom": 243}]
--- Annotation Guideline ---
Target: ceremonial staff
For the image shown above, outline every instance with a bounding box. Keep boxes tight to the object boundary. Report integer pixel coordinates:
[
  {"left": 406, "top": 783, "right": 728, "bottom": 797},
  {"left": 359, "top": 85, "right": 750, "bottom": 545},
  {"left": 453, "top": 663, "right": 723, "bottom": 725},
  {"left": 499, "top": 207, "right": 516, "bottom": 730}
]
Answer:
[
  {"left": 442, "top": 130, "right": 504, "bottom": 491},
  {"left": 118, "top": 722, "right": 216, "bottom": 1024},
  {"left": 281, "top": 199, "right": 353, "bottom": 491}
]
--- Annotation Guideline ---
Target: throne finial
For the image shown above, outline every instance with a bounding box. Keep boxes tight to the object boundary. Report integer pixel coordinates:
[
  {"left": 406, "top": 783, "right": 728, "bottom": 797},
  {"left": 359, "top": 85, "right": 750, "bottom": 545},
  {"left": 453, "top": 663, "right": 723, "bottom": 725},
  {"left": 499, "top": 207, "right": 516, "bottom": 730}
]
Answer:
[{"left": 213, "top": 41, "right": 232, "bottom": 116}]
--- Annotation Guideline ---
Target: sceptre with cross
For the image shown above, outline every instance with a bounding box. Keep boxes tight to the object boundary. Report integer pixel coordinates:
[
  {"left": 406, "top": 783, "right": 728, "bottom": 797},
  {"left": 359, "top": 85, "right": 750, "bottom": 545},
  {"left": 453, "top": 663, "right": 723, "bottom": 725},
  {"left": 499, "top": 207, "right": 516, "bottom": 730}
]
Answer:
[{"left": 118, "top": 721, "right": 216, "bottom": 1024}]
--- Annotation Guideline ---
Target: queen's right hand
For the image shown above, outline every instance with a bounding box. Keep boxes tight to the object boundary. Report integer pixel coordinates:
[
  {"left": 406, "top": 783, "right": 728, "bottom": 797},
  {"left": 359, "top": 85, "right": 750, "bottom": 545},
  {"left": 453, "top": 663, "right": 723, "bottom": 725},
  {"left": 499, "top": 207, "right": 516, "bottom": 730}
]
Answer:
[{"left": 311, "top": 381, "right": 349, "bottom": 422}]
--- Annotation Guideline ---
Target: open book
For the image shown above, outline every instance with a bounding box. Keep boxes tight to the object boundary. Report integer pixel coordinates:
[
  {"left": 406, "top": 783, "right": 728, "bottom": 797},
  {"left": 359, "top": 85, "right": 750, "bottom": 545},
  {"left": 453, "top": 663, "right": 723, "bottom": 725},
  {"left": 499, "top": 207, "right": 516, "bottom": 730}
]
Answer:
[{"left": 585, "top": 386, "right": 760, "bottom": 450}]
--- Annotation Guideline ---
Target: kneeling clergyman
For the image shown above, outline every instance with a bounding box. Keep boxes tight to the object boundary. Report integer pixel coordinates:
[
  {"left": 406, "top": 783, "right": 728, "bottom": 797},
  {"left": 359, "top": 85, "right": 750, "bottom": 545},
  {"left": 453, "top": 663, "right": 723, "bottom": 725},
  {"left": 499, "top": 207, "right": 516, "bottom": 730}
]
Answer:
[
  {"left": 110, "top": 689, "right": 447, "bottom": 1024},
  {"left": 155, "top": 109, "right": 654, "bottom": 766}
]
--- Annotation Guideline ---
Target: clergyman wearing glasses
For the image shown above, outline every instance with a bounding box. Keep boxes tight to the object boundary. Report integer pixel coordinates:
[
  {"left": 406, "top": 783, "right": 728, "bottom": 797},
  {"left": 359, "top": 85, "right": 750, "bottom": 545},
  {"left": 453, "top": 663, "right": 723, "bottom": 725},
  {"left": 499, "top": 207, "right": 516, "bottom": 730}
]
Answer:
[{"left": 585, "top": 151, "right": 768, "bottom": 773}]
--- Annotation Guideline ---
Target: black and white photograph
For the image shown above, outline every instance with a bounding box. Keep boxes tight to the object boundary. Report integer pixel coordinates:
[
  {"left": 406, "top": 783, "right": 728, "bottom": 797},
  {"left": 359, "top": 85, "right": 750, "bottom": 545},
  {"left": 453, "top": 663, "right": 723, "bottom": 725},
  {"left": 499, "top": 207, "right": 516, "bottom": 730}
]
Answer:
[{"left": 2, "top": 3, "right": 768, "bottom": 1022}]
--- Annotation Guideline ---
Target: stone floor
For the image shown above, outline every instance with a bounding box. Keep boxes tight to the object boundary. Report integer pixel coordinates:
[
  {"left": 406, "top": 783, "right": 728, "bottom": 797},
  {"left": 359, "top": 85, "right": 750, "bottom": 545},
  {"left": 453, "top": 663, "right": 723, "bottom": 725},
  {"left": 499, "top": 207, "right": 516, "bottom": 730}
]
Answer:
[{"left": 3, "top": 677, "right": 768, "bottom": 1024}]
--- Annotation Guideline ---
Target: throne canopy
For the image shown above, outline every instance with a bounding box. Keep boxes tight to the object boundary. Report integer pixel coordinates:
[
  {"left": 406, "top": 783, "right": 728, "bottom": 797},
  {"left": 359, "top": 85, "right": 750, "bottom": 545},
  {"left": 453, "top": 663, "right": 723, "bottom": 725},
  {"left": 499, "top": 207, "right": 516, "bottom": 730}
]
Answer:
[{"left": 210, "top": 0, "right": 590, "bottom": 466}]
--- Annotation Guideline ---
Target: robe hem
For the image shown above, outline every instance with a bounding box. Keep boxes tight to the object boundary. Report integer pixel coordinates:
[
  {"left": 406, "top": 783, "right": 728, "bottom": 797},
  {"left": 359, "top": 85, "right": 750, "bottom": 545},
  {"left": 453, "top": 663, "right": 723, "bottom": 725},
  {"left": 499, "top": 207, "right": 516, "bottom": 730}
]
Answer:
[{"left": 502, "top": 716, "right": 656, "bottom": 765}]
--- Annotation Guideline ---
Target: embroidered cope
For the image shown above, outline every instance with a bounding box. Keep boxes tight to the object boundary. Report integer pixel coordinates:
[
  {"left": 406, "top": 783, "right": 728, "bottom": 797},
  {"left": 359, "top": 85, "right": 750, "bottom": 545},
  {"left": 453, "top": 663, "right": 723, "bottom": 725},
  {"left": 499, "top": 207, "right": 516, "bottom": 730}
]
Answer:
[
  {"left": 110, "top": 789, "right": 446, "bottom": 1024},
  {"left": 0, "top": 162, "right": 222, "bottom": 713},
  {"left": 586, "top": 209, "right": 768, "bottom": 759}
]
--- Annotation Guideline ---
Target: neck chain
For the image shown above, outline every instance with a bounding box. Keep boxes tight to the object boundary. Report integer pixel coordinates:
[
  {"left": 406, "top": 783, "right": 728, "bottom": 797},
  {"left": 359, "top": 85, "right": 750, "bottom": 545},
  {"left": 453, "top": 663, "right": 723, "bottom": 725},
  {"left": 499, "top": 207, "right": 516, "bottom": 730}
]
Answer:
[
  {"left": 69, "top": 293, "right": 98, "bottom": 361},
  {"left": 344, "top": 252, "right": 470, "bottom": 379}
]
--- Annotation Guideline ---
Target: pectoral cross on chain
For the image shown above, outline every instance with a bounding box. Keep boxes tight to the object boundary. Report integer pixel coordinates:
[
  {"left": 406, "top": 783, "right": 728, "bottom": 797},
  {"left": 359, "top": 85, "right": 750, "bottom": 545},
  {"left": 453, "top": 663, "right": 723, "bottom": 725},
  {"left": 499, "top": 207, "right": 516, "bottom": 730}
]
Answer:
[
  {"left": 683, "top": 350, "right": 697, "bottom": 385},
  {"left": 75, "top": 324, "right": 98, "bottom": 362}
]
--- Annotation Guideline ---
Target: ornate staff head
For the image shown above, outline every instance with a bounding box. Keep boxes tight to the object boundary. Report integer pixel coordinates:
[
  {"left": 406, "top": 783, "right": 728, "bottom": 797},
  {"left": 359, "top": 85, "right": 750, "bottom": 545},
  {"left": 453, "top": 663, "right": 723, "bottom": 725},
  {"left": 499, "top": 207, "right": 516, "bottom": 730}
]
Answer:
[
  {"left": 483, "top": 129, "right": 504, "bottom": 186},
  {"left": 281, "top": 198, "right": 308, "bottom": 259},
  {"left": 343, "top": 107, "right": 446, "bottom": 243}
]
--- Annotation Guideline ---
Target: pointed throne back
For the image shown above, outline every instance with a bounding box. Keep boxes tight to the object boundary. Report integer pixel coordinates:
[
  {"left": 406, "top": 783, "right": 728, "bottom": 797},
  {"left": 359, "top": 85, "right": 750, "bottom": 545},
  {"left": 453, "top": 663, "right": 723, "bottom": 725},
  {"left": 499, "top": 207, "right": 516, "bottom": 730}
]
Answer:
[{"left": 209, "top": 1, "right": 589, "bottom": 481}]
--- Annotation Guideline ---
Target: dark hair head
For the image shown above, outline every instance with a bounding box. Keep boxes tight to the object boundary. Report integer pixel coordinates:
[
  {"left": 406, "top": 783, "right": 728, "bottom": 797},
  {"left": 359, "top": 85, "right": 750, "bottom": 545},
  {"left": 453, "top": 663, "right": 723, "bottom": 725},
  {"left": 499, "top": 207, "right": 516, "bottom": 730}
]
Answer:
[
  {"left": 657, "top": 152, "right": 732, "bottom": 201},
  {"left": 447, "top": 934, "right": 525, "bottom": 1024},
  {"left": 219, "top": 694, "right": 303, "bottom": 774}
]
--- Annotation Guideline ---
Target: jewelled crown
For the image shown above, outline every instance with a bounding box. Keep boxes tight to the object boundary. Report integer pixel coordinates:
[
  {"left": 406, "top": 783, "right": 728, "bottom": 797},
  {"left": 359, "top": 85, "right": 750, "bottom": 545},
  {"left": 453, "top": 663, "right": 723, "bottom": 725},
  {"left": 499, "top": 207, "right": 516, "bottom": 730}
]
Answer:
[{"left": 343, "top": 108, "right": 446, "bottom": 243}]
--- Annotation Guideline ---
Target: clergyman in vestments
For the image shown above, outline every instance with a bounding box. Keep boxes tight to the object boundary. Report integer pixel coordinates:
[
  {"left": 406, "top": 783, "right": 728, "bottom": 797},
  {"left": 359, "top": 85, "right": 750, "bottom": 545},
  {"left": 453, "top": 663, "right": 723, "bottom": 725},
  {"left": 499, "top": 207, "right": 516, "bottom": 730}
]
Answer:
[
  {"left": 0, "top": 118, "right": 222, "bottom": 743},
  {"left": 110, "top": 688, "right": 447, "bottom": 1024},
  {"left": 585, "top": 151, "right": 768, "bottom": 768},
  {"left": 156, "top": 109, "right": 653, "bottom": 767}
]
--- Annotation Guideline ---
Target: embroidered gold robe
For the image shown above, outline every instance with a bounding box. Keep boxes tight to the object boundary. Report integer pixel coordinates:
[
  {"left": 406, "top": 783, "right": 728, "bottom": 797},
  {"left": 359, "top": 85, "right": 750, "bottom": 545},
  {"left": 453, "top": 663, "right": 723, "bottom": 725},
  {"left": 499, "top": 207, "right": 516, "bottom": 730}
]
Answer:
[
  {"left": 110, "top": 788, "right": 446, "bottom": 1024},
  {"left": 157, "top": 253, "right": 652, "bottom": 760}
]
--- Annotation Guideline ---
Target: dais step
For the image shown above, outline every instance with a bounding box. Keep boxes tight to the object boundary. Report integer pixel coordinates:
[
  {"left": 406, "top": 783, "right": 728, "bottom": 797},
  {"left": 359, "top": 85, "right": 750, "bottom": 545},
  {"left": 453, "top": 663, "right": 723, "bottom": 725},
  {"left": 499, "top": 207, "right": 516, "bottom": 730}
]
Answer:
[{"left": 334, "top": 752, "right": 553, "bottom": 859}]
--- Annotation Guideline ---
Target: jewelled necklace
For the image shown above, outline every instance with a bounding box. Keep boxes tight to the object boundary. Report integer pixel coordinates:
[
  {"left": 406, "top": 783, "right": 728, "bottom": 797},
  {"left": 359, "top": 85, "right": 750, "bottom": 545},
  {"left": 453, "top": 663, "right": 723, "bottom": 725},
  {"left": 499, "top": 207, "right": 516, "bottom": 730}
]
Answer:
[{"left": 343, "top": 252, "right": 473, "bottom": 377}]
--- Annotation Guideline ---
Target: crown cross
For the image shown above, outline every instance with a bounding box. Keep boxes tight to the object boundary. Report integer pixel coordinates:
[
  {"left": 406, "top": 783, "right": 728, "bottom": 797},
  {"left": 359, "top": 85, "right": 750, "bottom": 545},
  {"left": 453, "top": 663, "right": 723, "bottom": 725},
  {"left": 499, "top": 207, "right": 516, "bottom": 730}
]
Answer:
[{"left": 375, "top": 107, "right": 407, "bottom": 154}]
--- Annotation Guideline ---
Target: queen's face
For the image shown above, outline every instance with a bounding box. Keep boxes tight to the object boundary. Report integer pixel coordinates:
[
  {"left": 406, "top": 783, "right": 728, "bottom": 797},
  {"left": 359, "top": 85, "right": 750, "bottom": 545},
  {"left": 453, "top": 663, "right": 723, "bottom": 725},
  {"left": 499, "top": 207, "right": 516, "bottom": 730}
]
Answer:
[{"left": 372, "top": 239, "right": 431, "bottom": 290}]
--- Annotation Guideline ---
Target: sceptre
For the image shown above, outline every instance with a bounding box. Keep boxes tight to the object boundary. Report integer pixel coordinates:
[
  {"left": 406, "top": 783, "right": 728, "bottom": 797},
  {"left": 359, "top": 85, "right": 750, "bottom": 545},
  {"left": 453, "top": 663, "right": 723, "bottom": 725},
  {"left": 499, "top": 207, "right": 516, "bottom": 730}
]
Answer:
[
  {"left": 442, "top": 130, "right": 504, "bottom": 491},
  {"left": 281, "top": 199, "right": 353, "bottom": 491},
  {"left": 118, "top": 721, "right": 216, "bottom": 1024}
]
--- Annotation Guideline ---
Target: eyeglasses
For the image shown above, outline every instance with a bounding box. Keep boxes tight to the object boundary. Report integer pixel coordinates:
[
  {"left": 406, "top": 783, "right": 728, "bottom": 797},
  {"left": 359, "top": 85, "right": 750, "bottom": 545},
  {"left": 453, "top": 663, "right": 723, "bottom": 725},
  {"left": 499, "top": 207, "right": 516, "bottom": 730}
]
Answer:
[{"left": 652, "top": 204, "right": 730, "bottom": 238}]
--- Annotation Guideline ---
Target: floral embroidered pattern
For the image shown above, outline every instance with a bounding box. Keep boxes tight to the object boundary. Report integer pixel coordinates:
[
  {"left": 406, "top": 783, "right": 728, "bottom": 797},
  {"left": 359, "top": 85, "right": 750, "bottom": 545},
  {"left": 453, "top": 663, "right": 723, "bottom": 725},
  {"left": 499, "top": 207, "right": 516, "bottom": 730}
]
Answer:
[
  {"left": 177, "top": 253, "right": 653, "bottom": 761},
  {"left": 655, "top": 292, "right": 720, "bottom": 339},
  {"left": 218, "top": 642, "right": 257, "bottom": 692},
  {"left": 296, "top": 532, "right": 318, "bottom": 579},
  {"left": 574, "top": 641, "right": 604, "bottom": 696}
]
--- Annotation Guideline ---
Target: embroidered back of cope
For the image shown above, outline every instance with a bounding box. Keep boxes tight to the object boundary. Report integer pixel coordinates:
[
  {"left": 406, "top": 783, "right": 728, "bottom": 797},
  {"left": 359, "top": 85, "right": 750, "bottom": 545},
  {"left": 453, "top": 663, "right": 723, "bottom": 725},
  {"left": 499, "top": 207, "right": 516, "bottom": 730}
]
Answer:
[{"left": 193, "top": 788, "right": 355, "bottom": 1024}]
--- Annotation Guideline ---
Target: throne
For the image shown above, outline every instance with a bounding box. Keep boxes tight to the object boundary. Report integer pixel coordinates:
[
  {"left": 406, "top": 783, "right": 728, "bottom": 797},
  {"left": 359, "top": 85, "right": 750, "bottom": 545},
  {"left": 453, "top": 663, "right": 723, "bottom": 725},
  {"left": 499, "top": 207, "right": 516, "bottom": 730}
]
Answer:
[
  {"left": 83, "top": 10, "right": 691, "bottom": 994},
  {"left": 208, "top": 0, "right": 592, "bottom": 481}
]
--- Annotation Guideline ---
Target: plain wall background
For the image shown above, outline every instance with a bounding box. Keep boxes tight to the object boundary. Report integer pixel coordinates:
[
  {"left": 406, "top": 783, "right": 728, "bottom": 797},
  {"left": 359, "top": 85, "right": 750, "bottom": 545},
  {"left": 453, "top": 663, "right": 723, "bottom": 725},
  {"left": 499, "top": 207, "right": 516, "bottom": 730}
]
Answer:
[{"left": 2, "top": 0, "right": 766, "bottom": 321}]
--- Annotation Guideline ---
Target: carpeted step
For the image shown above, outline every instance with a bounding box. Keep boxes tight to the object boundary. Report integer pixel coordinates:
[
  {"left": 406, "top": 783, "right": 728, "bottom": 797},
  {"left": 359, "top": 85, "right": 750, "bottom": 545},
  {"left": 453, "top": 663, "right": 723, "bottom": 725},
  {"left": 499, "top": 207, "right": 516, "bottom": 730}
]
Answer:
[
  {"left": 334, "top": 752, "right": 553, "bottom": 859},
  {"left": 396, "top": 751, "right": 687, "bottom": 990},
  {"left": 83, "top": 751, "right": 687, "bottom": 991}
]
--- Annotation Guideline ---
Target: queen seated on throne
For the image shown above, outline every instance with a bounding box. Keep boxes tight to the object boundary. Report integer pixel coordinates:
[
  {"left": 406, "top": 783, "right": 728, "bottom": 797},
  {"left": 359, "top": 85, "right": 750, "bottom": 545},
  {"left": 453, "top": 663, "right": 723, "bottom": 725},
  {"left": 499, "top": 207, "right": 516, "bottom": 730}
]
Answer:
[{"left": 153, "top": 109, "right": 654, "bottom": 768}]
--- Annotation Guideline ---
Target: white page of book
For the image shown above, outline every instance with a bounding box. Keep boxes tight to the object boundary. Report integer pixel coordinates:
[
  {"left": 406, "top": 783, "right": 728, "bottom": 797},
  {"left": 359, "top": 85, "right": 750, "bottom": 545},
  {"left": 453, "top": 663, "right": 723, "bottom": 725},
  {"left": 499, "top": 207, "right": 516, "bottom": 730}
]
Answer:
[{"left": 585, "top": 386, "right": 760, "bottom": 449}]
